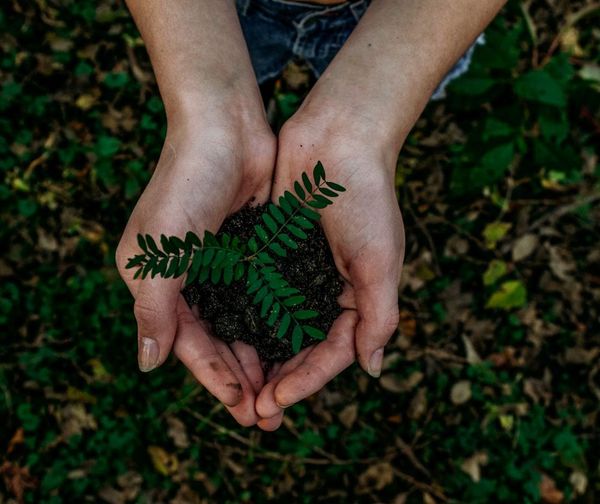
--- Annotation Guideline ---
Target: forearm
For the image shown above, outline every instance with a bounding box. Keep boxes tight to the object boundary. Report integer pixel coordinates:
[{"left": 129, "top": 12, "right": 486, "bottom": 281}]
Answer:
[
  {"left": 297, "top": 0, "right": 506, "bottom": 154},
  {"left": 125, "top": 0, "right": 264, "bottom": 125}
]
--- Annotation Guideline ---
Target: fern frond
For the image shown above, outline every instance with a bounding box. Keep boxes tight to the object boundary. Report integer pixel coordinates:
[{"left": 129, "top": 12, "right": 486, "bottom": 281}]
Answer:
[
  {"left": 249, "top": 163, "right": 345, "bottom": 261},
  {"left": 125, "top": 229, "right": 244, "bottom": 285},
  {"left": 245, "top": 262, "right": 320, "bottom": 352}
]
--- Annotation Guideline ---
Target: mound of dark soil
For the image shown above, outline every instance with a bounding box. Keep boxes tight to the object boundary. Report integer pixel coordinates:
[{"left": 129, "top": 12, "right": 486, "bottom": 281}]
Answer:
[{"left": 182, "top": 205, "right": 343, "bottom": 362}]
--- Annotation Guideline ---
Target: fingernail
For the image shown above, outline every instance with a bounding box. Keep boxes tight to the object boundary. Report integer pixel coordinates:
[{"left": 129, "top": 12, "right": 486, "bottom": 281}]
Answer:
[
  {"left": 138, "top": 337, "right": 159, "bottom": 372},
  {"left": 368, "top": 347, "right": 384, "bottom": 378}
]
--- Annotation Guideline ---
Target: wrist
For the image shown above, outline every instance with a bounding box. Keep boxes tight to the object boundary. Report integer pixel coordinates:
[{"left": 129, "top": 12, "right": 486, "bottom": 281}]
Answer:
[
  {"left": 294, "top": 90, "right": 407, "bottom": 165},
  {"left": 163, "top": 76, "right": 268, "bottom": 130},
  {"left": 286, "top": 98, "right": 404, "bottom": 174},
  {"left": 166, "top": 91, "right": 272, "bottom": 144}
]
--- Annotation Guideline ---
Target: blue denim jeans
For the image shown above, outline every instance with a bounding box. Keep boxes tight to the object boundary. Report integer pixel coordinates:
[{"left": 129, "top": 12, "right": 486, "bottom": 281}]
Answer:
[{"left": 236, "top": 0, "right": 484, "bottom": 100}]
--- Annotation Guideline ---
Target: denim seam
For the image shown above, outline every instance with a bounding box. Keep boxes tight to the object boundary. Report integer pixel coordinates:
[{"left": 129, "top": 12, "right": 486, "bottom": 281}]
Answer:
[
  {"left": 237, "top": 0, "right": 251, "bottom": 16},
  {"left": 348, "top": 0, "right": 368, "bottom": 22}
]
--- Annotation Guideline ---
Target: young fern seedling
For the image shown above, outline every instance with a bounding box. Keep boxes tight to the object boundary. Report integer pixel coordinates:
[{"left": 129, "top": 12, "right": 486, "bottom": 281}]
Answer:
[{"left": 126, "top": 161, "right": 345, "bottom": 354}]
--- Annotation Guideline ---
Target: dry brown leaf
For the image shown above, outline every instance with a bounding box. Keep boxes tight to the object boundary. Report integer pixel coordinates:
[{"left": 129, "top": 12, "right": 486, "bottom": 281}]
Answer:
[
  {"left": 569, "top": 471, "right": 587, "bottom": 496},
  {"left": 0, "top": 461, "right": 37, "bottom": 504},
  {"left": 444, "top": 234, "right": 469, "bottom": 257},
  {"left": 393, "top": 493, "right": 408, "bottom": 504},
  {"left": 170, "top": 484, "right": 203, "bottom": 504},
  {"left": 147, "top": 446, "right": 179, "bottom": 476},
  {"left": 356, "top": 462, "right": 394, "bottom": 493},
  {"left": 380, "top": 371, "right": 424, "bottom": 394},
  {"left": 462, "top": 335, "right": 482, "bottom": 364},
  {"left": 98, "top": 486, "right": 126, "bottom": 504},
  {"left": 382, "top": 352, "right": 403, "bottom": 372},
  {"left": 408, "top": 387, "right": 428, "bottom": 420},
  {"left": 548, "top": 246, "right": 576, "bottom": 281},
  {"left": 37, "top": 227, "right": 58, "bottom": 252},
  {"left": 460, "top": 452, "right": 489, "bottom": 482},
  {"left": 450, "top": 381, "right": 472, "bottom": 405},
  {"left": 398, "top": 309, "right": 417, "bottom": 339},
  {"left": 540, "top": 473, "right": 564, "bottom": 504},
  {"left": 117, "top": 471, "right": 142, "bottom": 501},
  {"left": 167, "top": 416, "right": 190, "bottom": 449},
  {"left": 512, "top": 234, "right": 539, "bottom": 262},
  {"left": 46, "top": 32, "right": 74, "bottom": 52},
  {"left": 524, "top": 377, "right": 552, "bottom": 405},
  {"left": 7, "top": 428, "right": 24, "bottom": 455},
  {"left": 338, "top": 403, "right": 359, "bottom": 429},
  {"left": 564, "top": 347, "right": 599, "bottom": 365},
  {"left": 55, "top": 403, "right": 97, "bottom": 438},
  {"left": 423, "top": 492, "right": 437, "bottom": 504},
  {"left": 193, "top": 471, "right": 217, "bottom": 495}
]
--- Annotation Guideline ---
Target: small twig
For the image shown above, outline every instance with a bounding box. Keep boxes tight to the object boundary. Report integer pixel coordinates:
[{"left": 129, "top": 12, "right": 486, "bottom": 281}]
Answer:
[
  {"left": 543, "top": 1, "right": 600, "bottom": 63},
  {"left": 527, "top": 193, "right": 600, "bottom": 232},
  {"left": 402, "top": 186, "right": 441, "bottom": 275},
  {"left": 392, "top": 468, "right": 448, "bottom": 502},
  {"left": 395, "top": 436, "right": 431, "bottom": 478},
  {"left": 281, "top": 416, "right": 350, "bottom": 464},
  {"left": 426, "top": 215, "right": 489, "bottom": 252},
  {"left": 184, "top": 407, "right": 373, "bottom": 466},
  {"left": 495, "top": 155, "right": 519, "bottom": 222},
  {"left": 520, "top": 0, "right": 539, "bottom": 67}
]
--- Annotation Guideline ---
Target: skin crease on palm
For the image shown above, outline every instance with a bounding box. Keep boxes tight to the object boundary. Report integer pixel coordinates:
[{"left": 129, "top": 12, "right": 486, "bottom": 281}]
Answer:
[{"left": 119, "top": 0, "right": 507, "bottom": 431}]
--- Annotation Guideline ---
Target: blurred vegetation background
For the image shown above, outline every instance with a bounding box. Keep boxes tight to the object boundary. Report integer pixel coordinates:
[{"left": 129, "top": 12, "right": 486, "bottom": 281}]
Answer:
[{"left": 1, "top": 0, "right": 599, "bottom": 503}]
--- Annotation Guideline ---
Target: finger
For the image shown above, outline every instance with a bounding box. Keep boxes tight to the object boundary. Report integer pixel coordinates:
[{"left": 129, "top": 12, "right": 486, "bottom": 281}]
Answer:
[
  {"left": 257, "top": 411, "right": 284, "bottom": 432},
  {"left": 251, "top": 181, "right": 272, "bottom": 207},
  {"left": 352, "top": 262, "right": 400, "bottom": 378},
  {"left": 133, "top": 276, "right": 182, "bottom": 372},
  {"left": 272, "top": 310, "right": 358, "bottom": 408},
  {"left": 190, "top": 309, "right": 261, "bottom": 426},
  {"left": 266, "top": 362, "right": 283, "bottom": 382},
  {"left": 337, "top": 281, "right": 356, "bottom": 310},
  {"left": 214, "top": 338, "right": 261, "bottom": 427},
  {"left": 230, "top": 341, "right": 264, "bottom": 394},
  {"left": 255, "top": 346, "right": 316, "bottom": 418},
  {"left": 173, "top": 297, "right": 243, "bottom": 407}
]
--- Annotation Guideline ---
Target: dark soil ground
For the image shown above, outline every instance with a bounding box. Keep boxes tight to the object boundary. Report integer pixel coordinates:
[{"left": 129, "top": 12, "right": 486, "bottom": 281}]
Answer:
[{"left": 182, "top": 205, "right": 343, "bottom": 362}]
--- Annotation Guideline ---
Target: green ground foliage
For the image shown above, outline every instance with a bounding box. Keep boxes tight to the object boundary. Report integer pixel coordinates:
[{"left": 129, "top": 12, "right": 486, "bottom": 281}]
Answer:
[{"left": 1, "top": 1, "right": 599, "bottom": 502}]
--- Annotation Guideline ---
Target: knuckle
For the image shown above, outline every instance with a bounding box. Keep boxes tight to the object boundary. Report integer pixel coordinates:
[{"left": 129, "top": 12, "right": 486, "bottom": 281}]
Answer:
[
  {"left": 133, "top": 296, "right": 161, "bottom": 327},
  {"left": 176, "top": 307, "right": 197, "bottom": 329},
  {"left": 373, "top": 306, "right": 399, "bottom": 342},
  {"left": 384, "top": 307, "right": 400, "bottom": 333}
]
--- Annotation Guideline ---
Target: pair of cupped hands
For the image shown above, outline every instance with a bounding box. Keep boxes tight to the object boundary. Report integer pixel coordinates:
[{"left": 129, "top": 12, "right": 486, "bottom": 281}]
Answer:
[{"left": 116, "top": 101, "right": 405, "bottom": 431}]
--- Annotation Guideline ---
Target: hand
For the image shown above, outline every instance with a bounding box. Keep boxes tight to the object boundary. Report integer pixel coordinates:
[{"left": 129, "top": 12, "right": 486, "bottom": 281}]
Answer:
[
  {"left": 254, "top": 114, "right": 405, "bottom": 429},
  {"left": 116, "top": 112, "right": 276, "bottom": 426}
]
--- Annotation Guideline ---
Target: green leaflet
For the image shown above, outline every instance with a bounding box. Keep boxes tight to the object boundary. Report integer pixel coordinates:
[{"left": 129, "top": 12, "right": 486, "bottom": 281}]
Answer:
[
  {"left": 303, "top": 325, "right": 326, "bottom": 340},
  {"left": 291, "top": 325, "right": 303, "bottom": 353}
]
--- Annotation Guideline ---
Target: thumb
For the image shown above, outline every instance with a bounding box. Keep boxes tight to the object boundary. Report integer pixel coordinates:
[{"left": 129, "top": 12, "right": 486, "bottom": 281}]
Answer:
[
  {"left": 133, "top": 277, "right": 181, "bottom": 372},
  {"left": 353, "top": 264, "right": 400, "bottom": 378}
]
